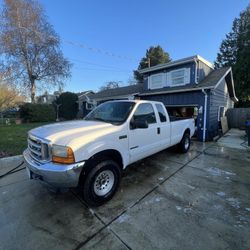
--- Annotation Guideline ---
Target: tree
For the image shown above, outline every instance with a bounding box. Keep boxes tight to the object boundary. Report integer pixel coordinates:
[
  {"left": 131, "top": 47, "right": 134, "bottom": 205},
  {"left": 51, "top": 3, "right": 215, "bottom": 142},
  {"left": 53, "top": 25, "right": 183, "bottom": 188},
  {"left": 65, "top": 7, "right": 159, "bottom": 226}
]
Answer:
[
  {"left": 56, "top": 92, "right": 78, "bottom": 120},
  {"left": 215, "top": 5, "right": 250, "bottom": 101},
  {"left": 0, "top": 0, "right": 72, "bottom": 103},
  {"left": 99, "top": 81, "right": 122, "bottom": 91},
  {"left": 134, "top": 45, "right": 171, "bottom": 83},
  {"left": 0, "top": 82, "right": 25, "bottom": 113}
]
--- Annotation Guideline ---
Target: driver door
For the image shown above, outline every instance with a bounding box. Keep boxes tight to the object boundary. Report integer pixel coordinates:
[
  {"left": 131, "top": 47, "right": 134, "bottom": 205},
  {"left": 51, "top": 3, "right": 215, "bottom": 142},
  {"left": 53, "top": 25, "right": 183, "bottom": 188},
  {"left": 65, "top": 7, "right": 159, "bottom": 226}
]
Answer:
[{"left": 129, "top": 103, "right": 161, "bottom": 163}]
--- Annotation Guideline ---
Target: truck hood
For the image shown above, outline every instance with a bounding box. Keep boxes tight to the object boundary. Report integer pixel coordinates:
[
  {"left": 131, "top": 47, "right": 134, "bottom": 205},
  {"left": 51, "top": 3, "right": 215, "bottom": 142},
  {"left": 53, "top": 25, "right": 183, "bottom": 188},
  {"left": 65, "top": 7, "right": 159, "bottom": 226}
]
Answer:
[{"left": 29, "top": 120, "right": 117, "bottom": 146}]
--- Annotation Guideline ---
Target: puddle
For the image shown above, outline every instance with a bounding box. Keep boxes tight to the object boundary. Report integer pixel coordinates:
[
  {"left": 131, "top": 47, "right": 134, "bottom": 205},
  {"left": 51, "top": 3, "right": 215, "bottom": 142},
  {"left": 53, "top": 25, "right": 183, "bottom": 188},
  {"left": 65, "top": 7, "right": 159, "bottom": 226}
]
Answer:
[
  {"left": 216, "top": 191, "right": 226, "bottom": 197},
  {"left": 226, "top": 197, "right": 241, "bottom": 209},
  {"left": 207, "top": 167, "right": 236, "bottom": 177},
  {"left": 117, "top": 214, "right": 130, "bottom": 224}
]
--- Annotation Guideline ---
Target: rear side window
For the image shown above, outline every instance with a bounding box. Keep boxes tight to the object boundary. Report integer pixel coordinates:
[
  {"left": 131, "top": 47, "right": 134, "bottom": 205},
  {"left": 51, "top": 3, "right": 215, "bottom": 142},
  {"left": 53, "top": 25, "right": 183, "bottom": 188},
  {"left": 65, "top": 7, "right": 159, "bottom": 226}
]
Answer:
[
  {"left": 133, "top": 103, "right": 156, "bottom": 124},
  {"left": 156, "top": 104, "right": 167, "bottom": 122}
]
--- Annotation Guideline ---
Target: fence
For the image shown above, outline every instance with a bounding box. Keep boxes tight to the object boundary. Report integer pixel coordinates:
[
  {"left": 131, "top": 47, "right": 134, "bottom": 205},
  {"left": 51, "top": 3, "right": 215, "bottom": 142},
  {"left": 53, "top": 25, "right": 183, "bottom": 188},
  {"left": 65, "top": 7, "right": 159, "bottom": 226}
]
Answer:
[{"left": 226, "top": 108, "right": 250, "bottom": 129}]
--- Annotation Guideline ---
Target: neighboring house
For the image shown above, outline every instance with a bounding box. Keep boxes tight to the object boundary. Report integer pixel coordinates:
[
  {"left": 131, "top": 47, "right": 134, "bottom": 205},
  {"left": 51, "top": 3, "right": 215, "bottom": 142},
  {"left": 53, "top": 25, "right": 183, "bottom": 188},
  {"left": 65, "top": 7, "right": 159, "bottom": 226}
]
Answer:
[
  {"left": 138, "top": 55, "right": 238, "bottom": 141},
  {"left": 77, "top": 91, "right": 95, "bottom": 117},
  {"left": 91, "top": 84, "right": 143, "bottom": 103},
  {"left": 77, "top": 85, "right": 143, "bottom": 118},
  {"left": 36, "top": 91, "right": 61, "bottom": 104}
]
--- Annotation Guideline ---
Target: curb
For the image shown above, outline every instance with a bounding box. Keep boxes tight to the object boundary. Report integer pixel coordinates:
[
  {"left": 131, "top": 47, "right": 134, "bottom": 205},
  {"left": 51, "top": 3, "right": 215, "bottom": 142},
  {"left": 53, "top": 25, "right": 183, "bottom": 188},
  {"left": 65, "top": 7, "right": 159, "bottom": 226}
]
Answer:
[{"left": 0, "top": 155, "right": 23, "bottom": 169}]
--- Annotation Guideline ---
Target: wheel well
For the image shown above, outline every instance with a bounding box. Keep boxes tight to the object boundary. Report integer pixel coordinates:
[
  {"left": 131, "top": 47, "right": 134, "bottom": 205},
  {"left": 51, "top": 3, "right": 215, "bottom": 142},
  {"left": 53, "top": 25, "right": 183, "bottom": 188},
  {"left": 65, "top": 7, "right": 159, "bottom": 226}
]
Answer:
[
  {"left": 81, "top": 150, "right": 123, "bottom": 179},
  {"left": 184, "top": 128, "right": 190, "bottom": 136},
  {"left": 89, "top": 149, "right": 123, "bottom": 167}
]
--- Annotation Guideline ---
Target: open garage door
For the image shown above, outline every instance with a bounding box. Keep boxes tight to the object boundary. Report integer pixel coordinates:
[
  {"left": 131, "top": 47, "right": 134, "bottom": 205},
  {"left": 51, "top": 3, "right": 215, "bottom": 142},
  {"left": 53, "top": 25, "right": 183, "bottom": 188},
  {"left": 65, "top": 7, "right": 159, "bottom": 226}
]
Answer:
[{"left": 165, "top": 105, "right": 199, "bottom": 137}]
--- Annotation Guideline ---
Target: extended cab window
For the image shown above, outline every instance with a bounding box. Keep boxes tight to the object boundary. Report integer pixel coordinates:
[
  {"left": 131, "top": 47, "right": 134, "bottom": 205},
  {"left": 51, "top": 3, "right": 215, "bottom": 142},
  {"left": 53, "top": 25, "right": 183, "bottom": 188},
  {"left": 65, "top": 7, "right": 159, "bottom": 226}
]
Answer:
[
  {"left": 156, "top": 104, "right": 167, "bottom": 122},
  {"left": 133, "top": 103, "right": 156, "bottom": 124}
]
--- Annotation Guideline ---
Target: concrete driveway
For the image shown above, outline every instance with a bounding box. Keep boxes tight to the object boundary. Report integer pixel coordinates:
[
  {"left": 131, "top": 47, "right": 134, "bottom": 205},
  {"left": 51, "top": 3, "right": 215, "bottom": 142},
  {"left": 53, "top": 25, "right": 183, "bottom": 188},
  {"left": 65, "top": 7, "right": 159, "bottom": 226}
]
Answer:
[{"left": 1, "top": 132, "right": 250, "bottom": 250}]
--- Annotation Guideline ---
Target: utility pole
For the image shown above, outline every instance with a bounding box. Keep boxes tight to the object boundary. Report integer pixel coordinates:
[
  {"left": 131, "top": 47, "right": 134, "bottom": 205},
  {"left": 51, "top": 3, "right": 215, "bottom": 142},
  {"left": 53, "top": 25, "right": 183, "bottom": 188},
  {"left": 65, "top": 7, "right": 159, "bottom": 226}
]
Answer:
[
  {"left": 148, "top": 57, "right": 151, "bottom": 68},
  {"left": 55, "top": 103, "right": 61, "bottom": 122}
]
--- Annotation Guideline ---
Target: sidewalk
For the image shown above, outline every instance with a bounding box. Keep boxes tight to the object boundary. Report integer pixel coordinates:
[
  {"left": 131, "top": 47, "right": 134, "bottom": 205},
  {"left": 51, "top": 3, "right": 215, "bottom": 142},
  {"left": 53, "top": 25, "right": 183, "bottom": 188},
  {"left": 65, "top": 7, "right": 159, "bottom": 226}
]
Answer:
[{"left": 217, "top": 128, "right": 249, "bottom": 150}]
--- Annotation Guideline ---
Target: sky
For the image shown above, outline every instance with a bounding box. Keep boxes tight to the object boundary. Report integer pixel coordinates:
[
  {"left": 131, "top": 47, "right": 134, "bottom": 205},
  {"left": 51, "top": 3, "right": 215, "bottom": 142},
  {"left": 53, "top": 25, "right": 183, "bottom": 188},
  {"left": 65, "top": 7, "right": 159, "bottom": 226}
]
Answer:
[{"left": 2, "top": 0, "right": 250, "bottom": 93}]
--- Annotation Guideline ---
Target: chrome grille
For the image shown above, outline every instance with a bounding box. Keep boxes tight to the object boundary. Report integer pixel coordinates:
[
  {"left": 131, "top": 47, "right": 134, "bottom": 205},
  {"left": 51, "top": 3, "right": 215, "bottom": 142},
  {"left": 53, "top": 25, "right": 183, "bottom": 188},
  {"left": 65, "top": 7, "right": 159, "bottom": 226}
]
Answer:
[{"left": 28, "top": 135, "right": 49, "bottom": 161}]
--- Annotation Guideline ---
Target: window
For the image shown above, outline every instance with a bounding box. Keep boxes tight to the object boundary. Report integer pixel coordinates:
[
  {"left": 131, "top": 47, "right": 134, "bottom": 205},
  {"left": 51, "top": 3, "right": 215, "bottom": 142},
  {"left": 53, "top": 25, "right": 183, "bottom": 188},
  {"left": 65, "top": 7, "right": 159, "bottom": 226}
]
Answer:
[
  {"left": 156, "top": 104, "right": 167, "bottom": 122},
  {"left": 149, "top": 73, "right": 165, "bottom": 89},
  {"left": 86, "top": 102, "right": 94, "bottom": 110},
  {"left": 133, "top": 103, "right": 156, "bottom": 124},
  {"left": 169, "top": 68, "right": 190, "bottom": 86}
]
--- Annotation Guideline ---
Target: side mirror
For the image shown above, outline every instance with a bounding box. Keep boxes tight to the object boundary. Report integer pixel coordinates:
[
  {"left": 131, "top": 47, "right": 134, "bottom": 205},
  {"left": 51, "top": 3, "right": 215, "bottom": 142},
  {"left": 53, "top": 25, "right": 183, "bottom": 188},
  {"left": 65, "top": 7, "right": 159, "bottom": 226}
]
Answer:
[{"left": 130, "top": 119, "right": 148, "bottom": 129}]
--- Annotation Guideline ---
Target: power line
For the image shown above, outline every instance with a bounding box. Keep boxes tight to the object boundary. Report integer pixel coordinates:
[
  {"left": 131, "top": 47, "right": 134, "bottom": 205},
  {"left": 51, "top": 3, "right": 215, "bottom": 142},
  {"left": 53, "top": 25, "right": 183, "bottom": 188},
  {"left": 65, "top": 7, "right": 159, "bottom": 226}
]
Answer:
[
  {"left": 18, "top": 26, "right": 138, "bottom": 62},
  {"left": 74, "top": 66, "right": 132, "bottom": 73},
  {"left": 69, "top": 58, "right": 133, "bottom": 71},
  {"left": 64, "top": 39, "right": 137, "bottom": 62}
]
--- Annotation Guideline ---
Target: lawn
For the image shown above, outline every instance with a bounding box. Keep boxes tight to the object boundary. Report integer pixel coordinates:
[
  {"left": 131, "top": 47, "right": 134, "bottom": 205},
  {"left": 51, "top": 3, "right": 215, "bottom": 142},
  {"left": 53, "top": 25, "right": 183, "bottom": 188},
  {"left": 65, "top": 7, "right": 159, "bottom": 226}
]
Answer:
[{"left": 0, "top": 122, "right": 50, "bottom": 157}]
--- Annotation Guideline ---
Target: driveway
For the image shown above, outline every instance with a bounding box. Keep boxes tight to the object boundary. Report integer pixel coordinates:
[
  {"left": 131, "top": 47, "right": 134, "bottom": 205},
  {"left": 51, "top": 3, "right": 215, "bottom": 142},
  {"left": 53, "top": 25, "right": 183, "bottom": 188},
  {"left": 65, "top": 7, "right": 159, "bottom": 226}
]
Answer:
[{"left": 0, "top": 131, "right": 250, "bottom": 250}]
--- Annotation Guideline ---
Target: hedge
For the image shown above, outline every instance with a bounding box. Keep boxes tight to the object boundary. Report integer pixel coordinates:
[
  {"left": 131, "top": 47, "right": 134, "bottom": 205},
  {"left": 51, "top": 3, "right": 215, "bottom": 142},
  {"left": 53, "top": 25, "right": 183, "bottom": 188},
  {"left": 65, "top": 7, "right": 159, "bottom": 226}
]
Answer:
[
  {"left": 57, "top": 92, "right": 78, "bottom": 120},
  {"left": 19, "top": 103, "right": 56, "bottom": 122}
]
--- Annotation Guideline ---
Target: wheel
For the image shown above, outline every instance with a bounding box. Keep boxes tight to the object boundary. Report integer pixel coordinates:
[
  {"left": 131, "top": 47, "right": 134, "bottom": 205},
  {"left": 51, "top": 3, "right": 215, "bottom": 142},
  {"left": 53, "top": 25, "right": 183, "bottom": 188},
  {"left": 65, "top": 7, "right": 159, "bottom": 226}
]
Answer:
[
  {"left": 178, "top": 132, "right": 191, "bottom": 153},
  {"left": 80, "top": 160, "right": 121, "bottom": 207}
]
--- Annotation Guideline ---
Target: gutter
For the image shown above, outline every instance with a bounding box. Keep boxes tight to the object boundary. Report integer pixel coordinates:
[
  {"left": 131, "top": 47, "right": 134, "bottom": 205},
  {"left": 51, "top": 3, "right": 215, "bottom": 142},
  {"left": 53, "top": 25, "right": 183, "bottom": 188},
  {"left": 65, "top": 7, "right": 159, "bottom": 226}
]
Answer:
[
  {"left": 139, "top": 86, "right": 212, "bottom": 96},
  {"left": 202, "top": 89, "right": 208, "bottom": 142}
]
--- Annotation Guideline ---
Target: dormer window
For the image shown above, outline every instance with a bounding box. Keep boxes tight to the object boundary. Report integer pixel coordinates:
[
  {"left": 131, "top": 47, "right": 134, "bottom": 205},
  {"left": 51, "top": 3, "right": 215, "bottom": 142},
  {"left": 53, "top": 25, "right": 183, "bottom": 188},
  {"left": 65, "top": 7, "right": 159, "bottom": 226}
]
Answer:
[
  {"left": 169, "top": 68, "right": 190, "bottom": 86},
  {"left": 149, "top": 73, "right": 165, "bottom": 89},
  {"left": 148, "top": 68, "right": 191, "bottom": 90}
]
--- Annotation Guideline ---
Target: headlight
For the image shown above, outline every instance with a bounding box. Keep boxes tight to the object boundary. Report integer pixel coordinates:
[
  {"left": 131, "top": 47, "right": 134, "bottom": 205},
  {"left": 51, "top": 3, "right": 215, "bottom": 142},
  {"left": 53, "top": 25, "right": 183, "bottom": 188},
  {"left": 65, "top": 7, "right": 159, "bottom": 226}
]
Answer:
[{"left": 52, "top": 145, "right": 75, "bottom": 164}]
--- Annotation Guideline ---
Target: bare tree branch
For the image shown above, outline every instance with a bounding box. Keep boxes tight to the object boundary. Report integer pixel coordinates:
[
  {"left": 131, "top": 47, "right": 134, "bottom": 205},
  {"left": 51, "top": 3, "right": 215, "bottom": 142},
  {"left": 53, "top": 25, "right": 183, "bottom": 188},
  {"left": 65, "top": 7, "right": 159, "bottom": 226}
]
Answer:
[{"left": 0, "top": 0, "right": 72, "bottom": 102}]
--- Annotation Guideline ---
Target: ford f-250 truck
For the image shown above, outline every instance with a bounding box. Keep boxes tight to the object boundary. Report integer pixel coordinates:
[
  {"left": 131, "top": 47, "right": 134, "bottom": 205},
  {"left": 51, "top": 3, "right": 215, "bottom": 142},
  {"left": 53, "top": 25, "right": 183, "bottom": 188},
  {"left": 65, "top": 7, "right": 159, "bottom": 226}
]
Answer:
[{"left": 23, "top": 100, "right": 195, "bottom": 206}]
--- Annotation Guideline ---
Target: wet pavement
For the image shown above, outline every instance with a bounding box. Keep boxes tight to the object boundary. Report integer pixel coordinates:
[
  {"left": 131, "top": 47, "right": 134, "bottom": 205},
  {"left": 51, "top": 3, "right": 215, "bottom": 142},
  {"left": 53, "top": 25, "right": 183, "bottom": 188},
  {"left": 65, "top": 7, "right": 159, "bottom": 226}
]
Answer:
[{"left": 0, "top": 132, "right": 250, "bottom": 250}]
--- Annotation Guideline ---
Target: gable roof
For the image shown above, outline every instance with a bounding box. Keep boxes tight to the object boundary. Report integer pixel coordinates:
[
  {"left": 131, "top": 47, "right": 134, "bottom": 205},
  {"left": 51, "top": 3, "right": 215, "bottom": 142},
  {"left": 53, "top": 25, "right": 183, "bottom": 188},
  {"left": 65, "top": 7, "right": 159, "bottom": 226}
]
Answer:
[
  {"left": 139, "top": 67, "right": 238, "bottom": 102},
  {"left": 138, "top": 55, "right": 214, "bottom": 74},
  {"left": 91, "top": 84, "right": 143, "bottom": 101},
  {"left": 78, "top": 91, "right": 95, "bottom": 102}
]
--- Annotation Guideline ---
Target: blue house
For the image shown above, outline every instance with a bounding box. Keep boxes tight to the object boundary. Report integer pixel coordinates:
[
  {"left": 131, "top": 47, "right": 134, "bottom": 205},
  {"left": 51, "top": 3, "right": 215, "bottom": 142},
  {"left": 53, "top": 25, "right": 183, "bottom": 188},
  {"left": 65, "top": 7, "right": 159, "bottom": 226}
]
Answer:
[
  {"left": 80, "top": 55, "right": 237, "bottom": 142},
  {"left": 138, "top": 55, "right": 238, "bottom": 141}
]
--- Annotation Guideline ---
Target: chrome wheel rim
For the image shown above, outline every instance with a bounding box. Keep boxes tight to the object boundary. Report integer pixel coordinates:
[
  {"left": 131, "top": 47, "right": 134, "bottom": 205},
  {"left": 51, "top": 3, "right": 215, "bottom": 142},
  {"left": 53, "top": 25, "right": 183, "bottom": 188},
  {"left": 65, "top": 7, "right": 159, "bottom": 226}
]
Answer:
[
  {"left": 184, "top": 137, "right": 190, "bottom": 149},
  {"left": 93, "top": 170, "right": 114, "bottom": 196}
]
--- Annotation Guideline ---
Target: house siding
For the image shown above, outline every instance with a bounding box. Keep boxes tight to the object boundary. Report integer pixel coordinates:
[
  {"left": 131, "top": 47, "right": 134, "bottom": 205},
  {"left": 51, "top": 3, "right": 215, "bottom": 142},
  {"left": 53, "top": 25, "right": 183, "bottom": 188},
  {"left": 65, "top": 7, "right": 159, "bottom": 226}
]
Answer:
[
  {"left": 197, "top": 61, "right": 213, "bottom": 82},
  {"left": 207, "top": 79, "right": 234, "bottom": 139}
]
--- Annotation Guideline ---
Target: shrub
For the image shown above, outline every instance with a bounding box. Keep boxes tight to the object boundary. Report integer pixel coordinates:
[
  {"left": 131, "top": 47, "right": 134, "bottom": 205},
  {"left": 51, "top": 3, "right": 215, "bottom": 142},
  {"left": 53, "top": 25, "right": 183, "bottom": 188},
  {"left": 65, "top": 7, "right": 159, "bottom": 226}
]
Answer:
[
  {"left": 56, "top": 92, "right": 78, "bottom": 120},
  {"left": 19, "top": 103, "right": 56, "bottom": 122}
]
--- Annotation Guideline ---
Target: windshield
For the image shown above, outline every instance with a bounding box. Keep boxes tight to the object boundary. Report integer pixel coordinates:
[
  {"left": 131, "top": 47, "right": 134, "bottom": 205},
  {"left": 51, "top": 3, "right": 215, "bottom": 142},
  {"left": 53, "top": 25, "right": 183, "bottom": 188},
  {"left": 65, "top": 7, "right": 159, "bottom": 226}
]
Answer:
[{"left": 84, "top": 101, "right": 135, "bottom": 125}]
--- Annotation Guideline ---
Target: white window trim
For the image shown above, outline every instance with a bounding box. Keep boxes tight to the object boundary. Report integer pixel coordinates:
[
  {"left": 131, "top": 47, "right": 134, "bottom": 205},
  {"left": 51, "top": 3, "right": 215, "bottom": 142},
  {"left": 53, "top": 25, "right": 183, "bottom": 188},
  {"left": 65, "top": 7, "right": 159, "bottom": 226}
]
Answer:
[
  {"left": 169, "top": 68, "right": 190, "bottom": 86},
  {"left": 148, "top": 73, "right": 165, "bottom": 89}
]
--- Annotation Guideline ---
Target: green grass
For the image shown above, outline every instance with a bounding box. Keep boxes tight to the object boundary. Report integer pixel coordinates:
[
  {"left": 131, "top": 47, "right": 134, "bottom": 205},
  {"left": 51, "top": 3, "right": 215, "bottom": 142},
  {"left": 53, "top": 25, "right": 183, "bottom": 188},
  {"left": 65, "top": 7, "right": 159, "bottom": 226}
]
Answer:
[{"left": 0, "top": 122, "right": 50, "bottom": 156}]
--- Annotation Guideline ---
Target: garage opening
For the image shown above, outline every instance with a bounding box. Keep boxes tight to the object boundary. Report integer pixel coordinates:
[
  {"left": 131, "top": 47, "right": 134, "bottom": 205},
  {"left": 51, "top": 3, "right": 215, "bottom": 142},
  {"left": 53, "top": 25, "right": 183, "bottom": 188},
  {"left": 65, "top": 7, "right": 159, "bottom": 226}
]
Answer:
[{"left": 165, "top": 105, "right": 199, "bottom": 137}]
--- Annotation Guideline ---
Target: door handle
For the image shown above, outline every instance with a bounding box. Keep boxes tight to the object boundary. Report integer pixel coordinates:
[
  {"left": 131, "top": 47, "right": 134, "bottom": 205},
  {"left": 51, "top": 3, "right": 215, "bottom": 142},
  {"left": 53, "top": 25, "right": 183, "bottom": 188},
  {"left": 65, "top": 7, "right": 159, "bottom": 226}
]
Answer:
[{"left": 157, "top": 127, "right": 160, "bottom": 134}]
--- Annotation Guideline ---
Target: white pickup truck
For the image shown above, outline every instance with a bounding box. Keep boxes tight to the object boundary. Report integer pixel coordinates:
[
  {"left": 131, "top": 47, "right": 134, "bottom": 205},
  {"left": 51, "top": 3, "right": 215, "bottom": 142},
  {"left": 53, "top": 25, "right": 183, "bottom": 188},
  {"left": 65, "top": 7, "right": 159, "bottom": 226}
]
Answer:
[{"left": 24, "top": 100, "right": 195, "bottom": 206}]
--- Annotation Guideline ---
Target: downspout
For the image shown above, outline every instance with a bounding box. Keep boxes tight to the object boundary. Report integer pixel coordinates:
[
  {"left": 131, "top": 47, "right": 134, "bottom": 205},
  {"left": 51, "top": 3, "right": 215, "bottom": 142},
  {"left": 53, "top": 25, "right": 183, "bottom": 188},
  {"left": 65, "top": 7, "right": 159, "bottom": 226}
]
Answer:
[
  {"left": 194, "top": 58, "right": 198, "bottom": 84},
  {"left": 202, "top": 89, "right": 208, "bottom": 142}
]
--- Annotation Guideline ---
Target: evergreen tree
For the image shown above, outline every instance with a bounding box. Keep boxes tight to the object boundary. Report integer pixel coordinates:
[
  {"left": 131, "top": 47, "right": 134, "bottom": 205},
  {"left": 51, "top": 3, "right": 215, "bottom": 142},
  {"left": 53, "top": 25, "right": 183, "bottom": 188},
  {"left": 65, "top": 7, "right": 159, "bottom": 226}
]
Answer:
[
  {"left": 215, "top": 5, "right": 250, "bottom": 101},
  {"left": 134, "top": 46, "right": 171, "bottom": 83}
]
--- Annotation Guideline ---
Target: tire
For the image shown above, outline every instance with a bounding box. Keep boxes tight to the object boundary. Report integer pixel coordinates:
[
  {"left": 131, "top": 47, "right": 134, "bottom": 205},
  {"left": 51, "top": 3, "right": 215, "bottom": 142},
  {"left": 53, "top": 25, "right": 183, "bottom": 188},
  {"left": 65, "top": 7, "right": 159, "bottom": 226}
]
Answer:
[
  {"left": 178, "top": 132, "right": 191, "bottom": 153},
  {"left": 80, "top": 159, "right": 121, "bottom": 207}
]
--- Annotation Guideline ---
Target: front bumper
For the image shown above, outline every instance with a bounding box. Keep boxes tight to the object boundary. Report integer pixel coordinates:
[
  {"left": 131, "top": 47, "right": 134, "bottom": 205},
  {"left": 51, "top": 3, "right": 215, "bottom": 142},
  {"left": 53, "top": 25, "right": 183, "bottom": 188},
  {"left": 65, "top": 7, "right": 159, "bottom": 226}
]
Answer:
[{"left": 23, "top": 149, "right": 85, "bottom": 188}]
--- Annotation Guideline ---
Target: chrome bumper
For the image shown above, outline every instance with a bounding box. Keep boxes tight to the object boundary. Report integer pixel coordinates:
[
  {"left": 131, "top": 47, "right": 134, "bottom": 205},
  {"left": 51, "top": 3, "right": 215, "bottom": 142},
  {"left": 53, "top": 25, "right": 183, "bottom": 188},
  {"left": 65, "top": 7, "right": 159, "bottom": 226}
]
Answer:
[{"left": 23, "top": 149, "right": 85, "bottom": 188}]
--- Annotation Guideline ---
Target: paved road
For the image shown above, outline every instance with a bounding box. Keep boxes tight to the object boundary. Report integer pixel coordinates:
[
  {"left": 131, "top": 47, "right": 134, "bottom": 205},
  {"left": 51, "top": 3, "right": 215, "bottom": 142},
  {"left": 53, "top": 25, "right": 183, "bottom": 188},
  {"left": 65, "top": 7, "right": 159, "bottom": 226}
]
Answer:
[{"left": 0, "top": 139, "right": 250, "bottom": 250}]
